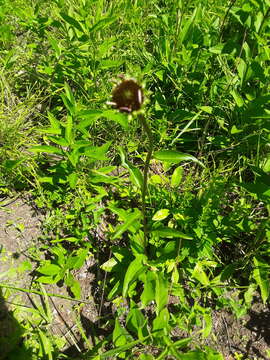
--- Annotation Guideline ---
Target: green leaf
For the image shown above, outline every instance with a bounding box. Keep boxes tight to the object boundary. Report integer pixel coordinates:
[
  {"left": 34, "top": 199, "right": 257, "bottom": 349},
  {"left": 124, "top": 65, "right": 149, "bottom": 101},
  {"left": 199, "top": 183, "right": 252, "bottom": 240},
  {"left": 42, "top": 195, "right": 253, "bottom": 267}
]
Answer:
[
  {"left": 99, "top": 336, "right": 150, "bottom": 359},
  {"left": 118, "top": 147, "right": 143, "bottom": 189},
  {"left": 70, "top": 279, "right": 81, "bottom": 299},
  {"left": 112, "top": 319, "right": 133, "bottom": 358},
  {"left": 76, "top": 110, "right": 103, "bottom": 135},
  {"left": 209, "top": 44, "right": 224, "bottom": 54},
  {"left": 83, "top": 141, "right": 111, "bottom": 161},
  {"left": 130, "top": 231, "right": 145, "bottom": 255},
  {"left": 38, "top": 328, "right": 53, "bottom": 358},
  {"left": 112, "top": 209, "right": 141, "bottom": 240},
  {"left": 154, "top": 272, "right": 168, "bottom": 314},
  {"left": 90, "top": 172, "right": 118, "bottom": 184},
  {"left": 29, "top": 145, "right": 63, "bottom": 155},
  {"left": 152, "top": 307, "right": 169, "bottom": 333},
  {"left": 179, "top": 7, "right": 197, "bottom": 44},
  {"left": 3, "top": 159, "right": 25, "bottom": 170},
  {"left": 126, "top": 307, "right": 147, "bottom": 338},
  {"left": 64, "top": 272, "right": 74, "bottom": 287},
  {"left": 157, "top": 241, "right": 177, "bottom": 258},
  {"left": 141, "top": 272, "right": 155, "bottom": 307},
  {"left": 102, "top": 110, "right": 128, "bottom": 130},
  {"left": 77, "top": 109, "right": 103, "bottom": 120},
  {"left": 65, "top": 115, "right": 73, "bottom": 145},
  {"left": 171, "top": 166, "right": 183, "bottom": 187},
  {"left": 37, "top": 176, "right": 54, "bottom": 185},
  {"left": 152, "top": 209, "right": 169, "bottom": 221},
  {"left": 47, "top": 111, "right": 61, "bottom": 128},
  {"left": 192, "top": 263, "right": 210, "bottom": 286},
  {"left": 219, "top": 264, "right": 237, "bottom": 282},
  {"left": 240, "top": 181, "right": 270, "bottom": 199},
  {"left": 179, "top": 349, "right": 223, "bottom": 359},
  {"left": 47, "top": 136, "right": 69, "bottom": 147},
  {"left": 39, "top": 111, "right": 61, "bottom": 135},
  {"left": 89, "top": 16, "right": 117, "bottom": 34},
  {"left": 231, "top": 89, "right": 244, "bottom": 107},
  {"left": 38, "top": 263, "right": 61, "bottom": 276},
  {"left": 60, "top": 12, "right": 85, "bottom": 33},
  {"left": 66, "top": 250, "right": 88, "bottom": 270},
  {"left": 253, "top": 257, "right": 270, "bottom": 304},
  {"left": 173, "top": 337, "right": 192, "bottom": 349},
  {"left": 67, "top": 149, "right": 80, "bottom": 167},
  {"left": 36, "top": 276, "right": 58, "bottom": 284},
  {"left": 65, "top": 274, "right": 81, "bottom": 300},
  {"left": 99, "top": 59, "right": 123, "bottom": 69},
  {"left": 123, "top": 255, "right": 146, "bottom": 297},
  {"left": 231, "top": 125, "right": 243, "bottom": 134},
  {"left": 237, "top": 57, "right": 247, "bottom": 85},
  {"left": 154, "top": 150, "right": 205, "bottom": 167},
  {"left": 172, "top": 267, "right": 179, "bottom": 283},
  {"left": 152, "top": 227, "right": 193, "bottom": 240},
  {"left": 244, "top": 284, "right": 256, "bottom": 306},
  {"left": 139, "top": 355, "right": 154, "bottom": 360},
  {"left": 202, "top": 312, "right": 212, "bottom": 338},
  {"left": 61, "top": 93, "right": 75, "bottom": 115},
  {"left": 51, "top": 237, "right": 79, "bottom": 244},
  {"left": 48, "top": 34, "right": 61, "bottom": 58},
  {"left": 64, "top": 82, "right": 76, "bottom": 106},
  {"left": 68, "top": 172, "right": 78, "bottom": 189},
  {"left": 101, "top": 257, "right": 118, "bottom": 272},
  {"left": 97, "top": 166, "right": 117, "bottom": 174},
  {"left": 198, "top": 106, "right": 213, "bottom": 114},
  {"left": 108, "top": 279, "right": 121, "bottom": 300},
  {"left": 263, "top": 157, "right": 270, "bottom": 172}
]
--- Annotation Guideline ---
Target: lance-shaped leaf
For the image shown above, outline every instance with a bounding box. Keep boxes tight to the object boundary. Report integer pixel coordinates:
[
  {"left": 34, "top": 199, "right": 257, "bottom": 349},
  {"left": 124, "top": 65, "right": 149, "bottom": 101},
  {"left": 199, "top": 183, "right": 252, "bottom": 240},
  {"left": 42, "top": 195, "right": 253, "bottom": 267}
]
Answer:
[
  {"left": 253, "top": 256, "right": 270, "bottom": 304},
  {"left": 152, "top": 227, "right": 193, "bottom": 240},
  {"left": 171, "top": 166, "right": 183, "bottom": 187},
  {"left": 59, "top": 12, "right": 85, "bottom": 33},
  {"left": 98, "top": 335, "right": 150, "bottom": 359},
  {"left": 112, "top": 209, "right": 141, "bottom": 240},
  {"left": 102, "top": 110, "right": 128, "bottom": 130},
  {"left": 192, "top": 262, "right": 210, "bottom": 286},
  {"left": 39, "top": 112, "right": 61, "bottom": 135},
  {"left": 154, "top": 272, "right": 168, "bottom": 315},
  {"left": 123, "top": 255, "right": 146, "bottom": 297},
  {"left": 89, "top": 16, "right": 117, "bottom": 34},
  {"left": 29, "top": 145, "right": 63, "bottom": 156},
  {"left": 83, "top": 141, "right": 112, "bottom": 161},
  {"left": 118, "top": 147, "right": 143, "bottom": 189},
  {"left": 152, "top": 209, "right": 169, "bottom": 221},
  {"left": 154, "top": 150, "right": 205, "bottom": 168}
]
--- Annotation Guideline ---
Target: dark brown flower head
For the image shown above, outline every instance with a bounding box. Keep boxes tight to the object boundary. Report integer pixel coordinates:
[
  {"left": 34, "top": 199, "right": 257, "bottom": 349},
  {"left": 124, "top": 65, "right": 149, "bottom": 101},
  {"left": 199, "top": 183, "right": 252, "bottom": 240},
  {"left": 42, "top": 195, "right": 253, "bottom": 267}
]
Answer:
[{"left": 111, "top": 79, "right": 144, "bottom": 113}]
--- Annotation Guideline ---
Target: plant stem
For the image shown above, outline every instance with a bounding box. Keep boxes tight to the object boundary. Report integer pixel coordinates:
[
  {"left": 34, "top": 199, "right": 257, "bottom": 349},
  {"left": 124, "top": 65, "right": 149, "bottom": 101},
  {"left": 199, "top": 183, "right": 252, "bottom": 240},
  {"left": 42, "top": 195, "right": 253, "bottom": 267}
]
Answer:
[{"left": 138, "top": 114, "right": 153, "bottom": 250}]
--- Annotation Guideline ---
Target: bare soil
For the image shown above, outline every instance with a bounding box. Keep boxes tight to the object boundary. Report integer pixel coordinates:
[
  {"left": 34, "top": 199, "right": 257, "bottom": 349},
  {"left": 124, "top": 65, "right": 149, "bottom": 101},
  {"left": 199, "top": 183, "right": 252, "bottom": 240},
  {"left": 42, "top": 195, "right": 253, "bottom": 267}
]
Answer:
[{"left": 206, "top": 304, "right": 270, "bottom": 359}]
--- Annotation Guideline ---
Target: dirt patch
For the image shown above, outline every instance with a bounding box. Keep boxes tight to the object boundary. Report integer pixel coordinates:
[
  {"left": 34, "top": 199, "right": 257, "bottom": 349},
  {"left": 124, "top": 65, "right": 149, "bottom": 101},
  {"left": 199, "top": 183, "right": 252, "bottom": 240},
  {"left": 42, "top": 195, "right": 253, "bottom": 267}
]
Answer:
[
  {"left": 0, "top": 197, "right": 41, "bottom": 256},
  {"left": 0, "top": 197, "right": 41, "bottom": 287},
  {"left": 206, "top": 303, "right": 270, "bottom": 359}
]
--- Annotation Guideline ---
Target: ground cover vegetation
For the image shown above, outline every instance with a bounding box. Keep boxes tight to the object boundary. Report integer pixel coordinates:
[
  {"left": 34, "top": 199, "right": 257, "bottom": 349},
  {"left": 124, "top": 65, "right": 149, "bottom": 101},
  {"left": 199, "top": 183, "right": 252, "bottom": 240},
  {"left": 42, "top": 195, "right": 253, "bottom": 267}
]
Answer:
[{"left": 0, "top": 0, "right": 270, "bottom": 358}]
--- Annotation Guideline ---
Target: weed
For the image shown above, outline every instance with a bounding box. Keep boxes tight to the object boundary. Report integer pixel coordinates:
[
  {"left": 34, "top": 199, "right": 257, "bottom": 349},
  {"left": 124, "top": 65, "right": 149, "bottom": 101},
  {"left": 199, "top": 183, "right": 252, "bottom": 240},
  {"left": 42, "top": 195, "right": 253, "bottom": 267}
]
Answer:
[{"left": 0, "top": 0, "right": 269, "bottom": 359}]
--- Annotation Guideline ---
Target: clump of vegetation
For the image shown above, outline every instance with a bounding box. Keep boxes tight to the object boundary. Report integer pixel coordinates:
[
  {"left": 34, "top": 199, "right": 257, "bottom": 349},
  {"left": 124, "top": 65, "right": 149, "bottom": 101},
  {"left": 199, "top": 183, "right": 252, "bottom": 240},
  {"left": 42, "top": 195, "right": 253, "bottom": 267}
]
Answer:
[{"left": 0, "top": 0, "right": 269, "bottom": 359}]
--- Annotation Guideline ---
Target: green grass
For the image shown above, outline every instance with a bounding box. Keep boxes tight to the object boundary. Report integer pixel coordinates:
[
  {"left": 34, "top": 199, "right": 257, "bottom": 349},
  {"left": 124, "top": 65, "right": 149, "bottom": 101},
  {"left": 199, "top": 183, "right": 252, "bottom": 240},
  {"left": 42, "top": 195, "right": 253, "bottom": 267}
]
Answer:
[{"left": 0, "top": 0, "right": 269, "bottom": 359}]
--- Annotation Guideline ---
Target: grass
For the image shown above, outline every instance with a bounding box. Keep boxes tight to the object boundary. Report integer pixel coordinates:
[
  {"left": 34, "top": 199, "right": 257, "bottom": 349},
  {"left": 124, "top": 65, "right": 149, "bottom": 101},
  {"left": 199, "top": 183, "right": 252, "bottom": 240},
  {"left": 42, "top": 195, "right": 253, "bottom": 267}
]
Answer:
[{"left": 0, "top": 0, "right": 269, "bottom": 359}]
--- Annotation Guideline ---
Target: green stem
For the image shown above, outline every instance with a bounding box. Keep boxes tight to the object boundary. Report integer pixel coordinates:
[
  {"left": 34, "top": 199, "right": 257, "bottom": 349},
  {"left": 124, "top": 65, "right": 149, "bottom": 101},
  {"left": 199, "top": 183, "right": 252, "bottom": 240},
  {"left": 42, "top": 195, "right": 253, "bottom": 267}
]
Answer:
[{"left": 138, "top": 114, "right": 153, "bottom": 250}]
